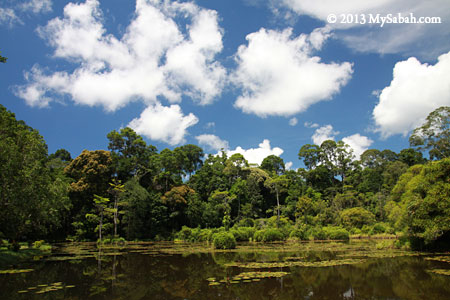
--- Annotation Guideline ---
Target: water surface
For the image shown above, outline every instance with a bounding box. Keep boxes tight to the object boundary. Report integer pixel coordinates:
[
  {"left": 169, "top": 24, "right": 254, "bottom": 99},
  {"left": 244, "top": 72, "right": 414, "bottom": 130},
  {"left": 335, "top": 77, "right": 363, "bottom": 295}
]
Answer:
[{"left": 1, "top": 241, "right": 450, "bottom": 299}]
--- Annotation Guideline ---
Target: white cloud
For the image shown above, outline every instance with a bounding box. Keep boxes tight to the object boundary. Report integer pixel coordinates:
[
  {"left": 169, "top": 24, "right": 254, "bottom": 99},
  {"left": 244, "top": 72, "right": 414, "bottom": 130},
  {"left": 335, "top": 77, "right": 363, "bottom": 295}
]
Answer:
[
  {"left": 285, "top": 161, "right": 293, "bottom": 170},
  {"left": 16, "top": 0, "right": 226, "bottom": 109},
  {"left": 278, "top": 0, "right": 450, "bottom": 59},
  {"left": 226, "top": 139, "right": 284, "bottom": 165},
  {"left": 289, "top": 117, "right": 298, "bottom": 126},
  {"left": 0, "top": 8, "right": 22, "bottom": 26},
  {"left": 20, "top": 0, "right": 52, "bottom": 14},
  {"left": 128, "top": 104, "right": 198, "bottom": 145},
  {"left": 342, "top": 134, "right": 373, "bottom": 159},
  {"left": 304, "top": 121, "right": 319, "bottom": 128},
  {"left": 373, "top": 51, "right": 450, "bottom": 138},
  {"left": 196, "top": 134, "right": 229, "bottom": 151},
  {"left": 312, "top": 124, "right": 339, "bottom": 145},
  {"left": 232, "top": 27, "right": 353, "bottom": 117}
]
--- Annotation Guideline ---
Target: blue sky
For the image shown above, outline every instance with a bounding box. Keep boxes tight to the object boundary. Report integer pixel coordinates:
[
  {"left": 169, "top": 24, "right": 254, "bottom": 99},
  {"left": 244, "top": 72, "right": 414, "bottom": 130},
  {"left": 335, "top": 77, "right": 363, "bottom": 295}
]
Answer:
[{"left": 1, "top": 0, "right": 449, "bottom": 169}]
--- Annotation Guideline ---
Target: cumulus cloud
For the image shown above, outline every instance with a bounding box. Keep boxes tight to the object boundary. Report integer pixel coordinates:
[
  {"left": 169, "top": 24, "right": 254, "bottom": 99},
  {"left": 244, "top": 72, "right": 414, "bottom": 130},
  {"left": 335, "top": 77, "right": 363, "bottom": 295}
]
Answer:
[
  {"left": 310, "top": 124, "right": 372, "bottom": 159},
  {"left": 289, "top": 117, "right": 298, "bottom": 126},
  {"left": 304, "top": 121, "right": 319, "bottom": 128},
  {"left": 232, "top": 27, "right": 353, "bottom": 117},
  {"left": 312, "top": 124, "right": 339, "bottom": 145},
  {"left": 373, "top": 51, "right": 450, "bottom": 138},
  {"left": 342, "top": 134, "right": 373, "bottom": 159},
  {"left": 0, "top": 8, "right": 22, "bottom": 26},
  {"left": 128, "top": 104, "right": 198, "bottom": 145},
  {"left": 196, "top": 134, "right": 229, "bottom": 151},
  {"left": 20, "top": 0, "right": 52, "bottom": 14},
  {"left": 0, "top": 0, "right": 52, "bottom": 27},
  {"left": 285, "top": 161, "right": 293, "bottom": 170},
  {"left": 278, "top": 0, "right": 450, "bottom": 59},
  {"left": 16, "top": 0, "right": 226, "bottom": 109},
  {"left": 226, "top": 139, "right": 284, "bottom": 165}
]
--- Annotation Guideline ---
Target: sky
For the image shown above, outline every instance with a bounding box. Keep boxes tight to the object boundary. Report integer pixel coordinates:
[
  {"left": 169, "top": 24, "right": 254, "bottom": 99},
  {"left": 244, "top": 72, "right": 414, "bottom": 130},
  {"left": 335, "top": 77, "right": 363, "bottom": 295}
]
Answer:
[{"left": 1, "top": 0, "right": 450, "bottom": 170}]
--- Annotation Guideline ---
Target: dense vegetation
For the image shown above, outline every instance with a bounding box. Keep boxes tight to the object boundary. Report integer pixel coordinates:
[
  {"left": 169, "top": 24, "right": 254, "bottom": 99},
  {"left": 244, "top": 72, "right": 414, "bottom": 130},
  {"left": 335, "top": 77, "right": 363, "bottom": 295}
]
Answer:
[{"left": 1, "top": 104, "right": 450, "bottom": 250}]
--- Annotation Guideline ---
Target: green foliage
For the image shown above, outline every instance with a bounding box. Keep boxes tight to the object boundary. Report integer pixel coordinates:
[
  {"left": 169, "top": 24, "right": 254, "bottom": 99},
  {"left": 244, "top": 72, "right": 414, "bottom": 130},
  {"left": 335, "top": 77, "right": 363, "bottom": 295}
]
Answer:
[
  {"left": 289, "top": 224, "right": 309, "bottom": 240},
  {"left": 259, "top": 228, "right": 284, "bottom": 242},
  {"left": 340, "top": 207, "right": 376, "bottom": 229},
  {"left": 323, "top": 226, "right": 349, "bottom": 240},
  {"left": 409, "top": 106, "right": 450, "bottom": 160},
  {"left": 390, "top": 158, "right": 450, "bottom": 248},
  {"left": 0, "top": 51, "right": 6, "bottom": 63},
  {"left": 310, "top": 226, "right": 327, "bottom": 240},
  {"left": 213, "top": 232, "right": 236, "bottom": 249},
  {"left": 230, "top": 227, "right": 255, "bottom": 242}
]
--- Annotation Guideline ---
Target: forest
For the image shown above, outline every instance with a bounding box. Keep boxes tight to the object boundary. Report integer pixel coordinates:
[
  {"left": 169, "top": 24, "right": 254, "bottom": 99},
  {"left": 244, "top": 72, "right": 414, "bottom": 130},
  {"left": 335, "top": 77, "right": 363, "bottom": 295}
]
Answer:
[{"left": 1, "top": 104, "right": 450, "bottom": 251}]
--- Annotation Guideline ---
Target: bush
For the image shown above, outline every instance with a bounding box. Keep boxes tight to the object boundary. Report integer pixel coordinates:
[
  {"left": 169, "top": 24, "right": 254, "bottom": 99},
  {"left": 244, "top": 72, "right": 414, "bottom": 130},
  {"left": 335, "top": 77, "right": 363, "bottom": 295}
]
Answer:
[
  {"left": 236, "top": 218, "right": 255, "bottom": 227},
  {"left": 230, "top": 227, "right": 255, "bottom": 242},
  {"left": 262, "top": 228, "right": 284, "bottom": 242},
  {"left": 177, "top": 226, "right": 193, "bottom": 241},
  {"left": 33, "top": 240, "right": 45, "bottom": 248},
  {"left": 370, "top": 223, "right": 387, "bottom": 235},
  {"left": 289, "top": 224, "right": 309, "bottom": 241},
  {"left": 213, "top": 232, "right": 236, "bottom": 249},
  {"left": 253, "top": 230, "right": 265, "bottom": 242},
  {"left": 310, "top": 227, "right": 327, "bottom": 240},
  {"left": 323, "top": 226, "right": 349, "bottom": 240}
]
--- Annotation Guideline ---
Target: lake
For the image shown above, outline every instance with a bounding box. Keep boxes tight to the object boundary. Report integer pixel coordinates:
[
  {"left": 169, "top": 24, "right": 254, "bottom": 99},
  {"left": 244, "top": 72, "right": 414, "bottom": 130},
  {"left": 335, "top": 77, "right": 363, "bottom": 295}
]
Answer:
[{"left": 1, "top": 240, "right": 450, "bottom": 299}]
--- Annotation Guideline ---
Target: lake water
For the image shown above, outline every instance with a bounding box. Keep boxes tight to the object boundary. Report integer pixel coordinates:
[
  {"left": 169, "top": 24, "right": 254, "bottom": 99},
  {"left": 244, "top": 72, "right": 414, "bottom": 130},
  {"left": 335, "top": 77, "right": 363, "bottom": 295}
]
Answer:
[{"left": 1, "top": 240, "right": 450, "bottom": 299}]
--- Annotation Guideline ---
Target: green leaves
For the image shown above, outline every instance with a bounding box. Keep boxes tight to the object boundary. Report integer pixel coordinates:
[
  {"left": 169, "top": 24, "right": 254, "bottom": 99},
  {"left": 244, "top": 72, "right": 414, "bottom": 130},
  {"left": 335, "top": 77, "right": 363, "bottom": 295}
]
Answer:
[{"left": 410, "top": 106, "right": 450, "bottom": 160}]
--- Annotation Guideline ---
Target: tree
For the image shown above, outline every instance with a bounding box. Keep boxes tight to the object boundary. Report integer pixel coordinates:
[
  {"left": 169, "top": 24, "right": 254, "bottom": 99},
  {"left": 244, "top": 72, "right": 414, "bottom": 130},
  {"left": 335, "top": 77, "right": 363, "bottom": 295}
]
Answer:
[
  {"left": 390, "top": 158, "right": 450, "bottom": 248},
  {"left": 173, "top": 144, "right": 204, "bottom": 177},
  {"left": 107, "top": 127, "right": 157, "bottom": 181},
  {"left": 108, "top": 179, "right": 125, "bottom": 238},
  {"left": 0, "top": 104, "right": 65, "bottom": 242},
  {"left": 339, "top": 207, "right": 375, "bottom": 229},
  {"left": 261, "top": 155, "right": 285, "bottom": 175},
  {"left": 64, "top": 150, "right": 112, "bottom": 239},
  {"left": 298, "top": 144, "right": 321, "bottom": 170},
  {"left": 86, "top": 195, "right": 111, "bottom": 243},
  {"left": 0, "top": 51, "right": 6, "bottom": 63},
  {"left": 264, "top": 175, "right": 288, "bottom": 223},
  {"left": 410, "top": 106, "right": 450, "bottom": 160}
]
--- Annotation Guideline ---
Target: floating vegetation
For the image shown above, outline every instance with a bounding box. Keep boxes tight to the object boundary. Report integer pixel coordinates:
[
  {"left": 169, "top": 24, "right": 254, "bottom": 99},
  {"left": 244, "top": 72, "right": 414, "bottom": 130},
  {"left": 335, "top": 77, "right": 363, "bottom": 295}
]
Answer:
[
  {"left": 21, "top": 282, "right": 75, "bottom": 294},
  {"left": 207, "top": 271, "right": 289, "bottom": 286},
  {"left": 425, "top": 256, "right": 450, "bottom": 263},
  {"left": 225, "top": 258, "right": 365, "bottom": 269},
  {"left": 0, "top": 269, "right": 34, "bottom": 274},
  {"left": 427, "top": 269, "right": 450, "bottom": 276}
]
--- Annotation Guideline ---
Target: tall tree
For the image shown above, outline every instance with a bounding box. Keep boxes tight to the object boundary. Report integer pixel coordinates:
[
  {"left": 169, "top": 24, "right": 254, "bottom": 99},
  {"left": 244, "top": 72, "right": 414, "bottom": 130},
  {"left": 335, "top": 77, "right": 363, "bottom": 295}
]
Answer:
[
  {"left": 0, "top": 105, "right": 67, "bottom": 242},
  {"left": 107, "top": 127, "right": 157, "bottom": 181},
  {"left": 410, "top": 106, "right": 450, "bottom": 160},
  {"left": 261, "top": 155, "right": 285, "bottom": 175}
]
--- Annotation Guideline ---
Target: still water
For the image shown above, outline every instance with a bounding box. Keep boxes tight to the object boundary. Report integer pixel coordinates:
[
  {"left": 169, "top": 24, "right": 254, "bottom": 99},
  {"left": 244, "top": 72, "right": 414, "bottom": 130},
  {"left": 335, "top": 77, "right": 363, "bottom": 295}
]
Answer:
[{"left": 1, "top": 241, "right": 450, "bottom": 299}]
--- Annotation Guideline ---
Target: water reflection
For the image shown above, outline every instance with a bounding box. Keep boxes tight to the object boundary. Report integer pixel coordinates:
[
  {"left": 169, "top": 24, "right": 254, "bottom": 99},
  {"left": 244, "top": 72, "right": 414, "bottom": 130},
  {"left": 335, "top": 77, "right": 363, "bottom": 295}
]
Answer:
[{"left": 1, "top": 241, "right": 450, "bottom": 299}]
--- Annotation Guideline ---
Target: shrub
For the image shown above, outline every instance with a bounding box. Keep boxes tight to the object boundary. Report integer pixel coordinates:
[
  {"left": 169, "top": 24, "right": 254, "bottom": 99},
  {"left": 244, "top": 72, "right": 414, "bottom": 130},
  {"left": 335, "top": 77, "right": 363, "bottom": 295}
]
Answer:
[
  {"left": 263, "top": 228, "right": 284, "bottom": 242},
  {"left": 370, "top": 223, "right": 387, "bottom": 235},
  {"left": 33, "top": 240, "right": 45, "bottom": 248},
  {"left": 213, "top": 232, "right": 236, "bottom": 249},
  {"left": 230, "top": 227, "right": 255, "bottom": 242},
  {"left": 253, "top": 230, "right": 265, "bottom": 242},
  {"left": 236, "top": 218, "right": 255, "bottom": 227},
  {"left": 177, "top": 226, "right": 193, "bottom": 241},
  {"left": 289, "top": 224, "right": 309, "bottom": 241},
  {"left": 310, "top": 227, "right": 327, "bottom": 240},
  {"left": 323, "top": 226, "right": 349, "bottom": 240}
]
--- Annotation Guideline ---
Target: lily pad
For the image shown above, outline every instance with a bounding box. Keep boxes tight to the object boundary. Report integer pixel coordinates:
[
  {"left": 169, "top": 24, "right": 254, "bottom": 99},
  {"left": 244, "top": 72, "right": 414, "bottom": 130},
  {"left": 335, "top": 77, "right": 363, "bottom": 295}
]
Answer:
[{"left": 0, "top": 269, "right": 34, "bottom": 274}]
